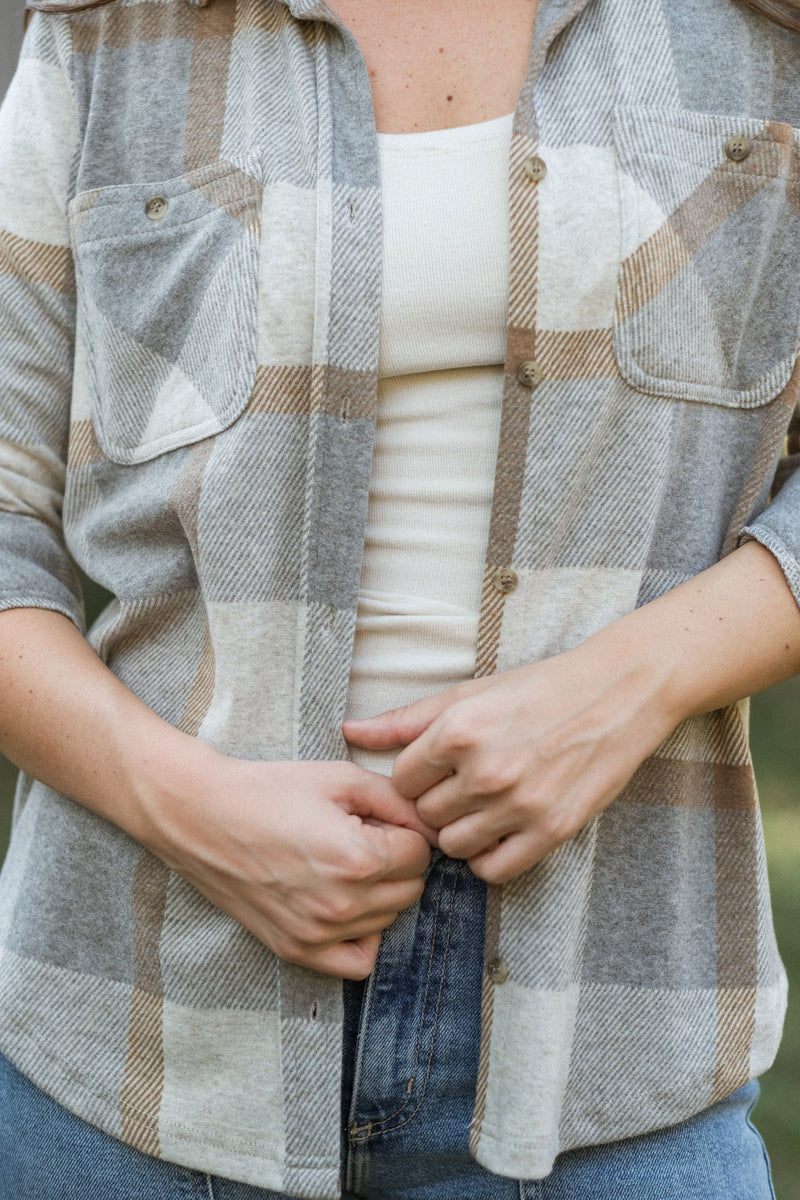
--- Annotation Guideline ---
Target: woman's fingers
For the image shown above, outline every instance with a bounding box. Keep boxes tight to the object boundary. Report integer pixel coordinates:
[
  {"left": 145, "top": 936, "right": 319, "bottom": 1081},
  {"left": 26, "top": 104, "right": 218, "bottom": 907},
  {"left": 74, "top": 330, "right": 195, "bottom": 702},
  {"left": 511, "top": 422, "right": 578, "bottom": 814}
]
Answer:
[
  {"left": 300, "top": 934, "right": 383, "bottom": 980},
  {"left": 343, "top": 768, "right": 438, "bottom": 845},
  {"left": 342, "top": 690, "right": 456, "bottom": 750},
  {"left": 269, "top": 875, "right": 427, "bottom": 976},
  {"left": 435, "top": 808, "right": 518, "bottom": 861},
  {"left": 412, "top": 774, "right": 484, "bottom": 829},
  {"left": 358, "top": 819, "right": 433, "bottom": 879},
  {"left": 307, "top": 875, "right": 425, "bottom": 928},
  {"left": 389, "top": 727, "right": 456, "bottom": 799},
  {"left": 467, "top": 834, "right": 542, "bottom": 886}
]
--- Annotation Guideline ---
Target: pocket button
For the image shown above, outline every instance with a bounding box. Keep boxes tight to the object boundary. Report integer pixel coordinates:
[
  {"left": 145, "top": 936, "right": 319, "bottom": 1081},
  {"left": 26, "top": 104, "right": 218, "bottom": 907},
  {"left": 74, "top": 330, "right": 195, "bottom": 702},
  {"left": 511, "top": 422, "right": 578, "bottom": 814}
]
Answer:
[
  {"left": 724, "top": 136, "right": 753, "bottom": 163},
  {"left": 145, "top": 196, "right": 169, "bottom": 221}
]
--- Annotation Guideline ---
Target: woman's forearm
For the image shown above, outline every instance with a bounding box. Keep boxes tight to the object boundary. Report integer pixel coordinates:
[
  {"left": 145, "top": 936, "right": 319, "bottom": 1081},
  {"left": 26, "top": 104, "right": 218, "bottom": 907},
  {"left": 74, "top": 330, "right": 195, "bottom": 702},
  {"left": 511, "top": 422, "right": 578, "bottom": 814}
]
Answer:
[
  {"left": 0, "top": 607, "right": 206, "bottom": 845},
  {"left": 588, "top": 538, "right": 800, "bottom": 729}
]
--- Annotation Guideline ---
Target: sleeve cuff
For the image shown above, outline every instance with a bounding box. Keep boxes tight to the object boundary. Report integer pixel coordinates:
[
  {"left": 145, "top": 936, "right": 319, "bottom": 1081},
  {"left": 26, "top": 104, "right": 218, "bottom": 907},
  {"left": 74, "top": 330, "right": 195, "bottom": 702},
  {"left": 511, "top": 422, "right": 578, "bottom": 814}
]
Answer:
[
  {"left": 739, "top": 524, "right": 800, "bottom": 610},
  {"left": 0, "top": 511, "right": 84, "bottom": 631}
]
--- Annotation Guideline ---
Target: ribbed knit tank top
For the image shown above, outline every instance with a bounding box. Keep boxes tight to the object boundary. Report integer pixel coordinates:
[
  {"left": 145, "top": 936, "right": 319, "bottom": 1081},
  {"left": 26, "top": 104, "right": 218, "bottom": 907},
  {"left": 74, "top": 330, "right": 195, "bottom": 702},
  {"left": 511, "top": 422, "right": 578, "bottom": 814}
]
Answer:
[{"left": 345, "top": 113, "right": 513, "bottom": 776}]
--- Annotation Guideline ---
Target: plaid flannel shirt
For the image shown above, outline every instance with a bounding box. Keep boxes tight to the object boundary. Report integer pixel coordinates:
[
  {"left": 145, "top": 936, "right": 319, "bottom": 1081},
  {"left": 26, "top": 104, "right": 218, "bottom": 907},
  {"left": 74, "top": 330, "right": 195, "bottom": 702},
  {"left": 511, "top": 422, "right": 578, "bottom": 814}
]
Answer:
[{"left": 0, "top": 0, "right": 799, "bottom": 1194}]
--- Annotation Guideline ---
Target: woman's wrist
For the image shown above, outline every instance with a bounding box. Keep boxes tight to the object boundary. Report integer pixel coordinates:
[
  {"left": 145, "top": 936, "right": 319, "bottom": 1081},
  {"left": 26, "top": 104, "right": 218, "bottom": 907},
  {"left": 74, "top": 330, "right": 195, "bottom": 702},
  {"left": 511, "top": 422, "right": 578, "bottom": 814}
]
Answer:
[
  {"left": 119, "top": 720, "right": 224, "bottom": 861},
  {"left": 546, "top": 620, "right": 680, "bottom": 765}
]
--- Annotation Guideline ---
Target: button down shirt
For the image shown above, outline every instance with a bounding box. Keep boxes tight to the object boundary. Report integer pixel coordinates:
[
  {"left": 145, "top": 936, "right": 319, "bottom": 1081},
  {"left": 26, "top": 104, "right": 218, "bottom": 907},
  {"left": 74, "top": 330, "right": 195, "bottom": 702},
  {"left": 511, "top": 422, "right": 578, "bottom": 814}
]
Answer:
[{"left": 0, "top": 0, "right": 799, "bottom": 1195}]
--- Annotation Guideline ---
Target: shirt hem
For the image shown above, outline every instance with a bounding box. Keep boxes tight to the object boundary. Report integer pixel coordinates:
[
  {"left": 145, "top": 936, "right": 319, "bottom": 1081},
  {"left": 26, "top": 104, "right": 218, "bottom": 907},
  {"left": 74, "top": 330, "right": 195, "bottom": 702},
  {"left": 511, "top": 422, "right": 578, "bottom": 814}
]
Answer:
[{"left": 0, "top": 1020, "right": 338, "bottom": 1198}]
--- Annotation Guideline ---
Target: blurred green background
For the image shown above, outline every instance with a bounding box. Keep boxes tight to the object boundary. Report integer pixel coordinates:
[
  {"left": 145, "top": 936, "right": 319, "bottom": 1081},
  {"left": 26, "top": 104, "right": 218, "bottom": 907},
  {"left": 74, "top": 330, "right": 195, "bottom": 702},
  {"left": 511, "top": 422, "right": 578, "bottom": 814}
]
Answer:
[{"left": 0, "top": 573, "right": 798, "bottom": 1194}]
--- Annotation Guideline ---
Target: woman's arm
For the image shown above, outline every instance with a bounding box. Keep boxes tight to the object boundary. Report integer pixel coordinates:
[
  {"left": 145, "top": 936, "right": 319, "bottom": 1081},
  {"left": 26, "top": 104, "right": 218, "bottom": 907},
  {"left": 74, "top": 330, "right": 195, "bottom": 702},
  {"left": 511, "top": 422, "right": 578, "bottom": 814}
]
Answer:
[
  {"left": 0, "top": 13, "right": 432, "bottom": 983},
  {"left": 0, "top": 607, "right": 433, "bottom": 978},
  {"left": 344, "top": 539, "right": 800, "bottom": 883}
]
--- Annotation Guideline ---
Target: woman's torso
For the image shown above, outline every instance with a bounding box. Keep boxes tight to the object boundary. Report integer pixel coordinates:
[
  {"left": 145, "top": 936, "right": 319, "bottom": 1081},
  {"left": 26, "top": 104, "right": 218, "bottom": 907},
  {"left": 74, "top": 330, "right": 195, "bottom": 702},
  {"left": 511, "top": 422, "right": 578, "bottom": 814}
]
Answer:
[{"left": 0, "top": 1, "right": 795, "bottom": 1192}]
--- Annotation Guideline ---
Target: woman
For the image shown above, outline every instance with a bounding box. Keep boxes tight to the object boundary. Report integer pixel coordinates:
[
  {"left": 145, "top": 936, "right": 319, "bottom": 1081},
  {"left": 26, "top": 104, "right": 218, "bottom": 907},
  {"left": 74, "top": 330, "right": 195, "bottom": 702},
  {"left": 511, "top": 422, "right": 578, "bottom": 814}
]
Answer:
[{"left": 0, "top": 0, "right": 798, "bottom": 1195}]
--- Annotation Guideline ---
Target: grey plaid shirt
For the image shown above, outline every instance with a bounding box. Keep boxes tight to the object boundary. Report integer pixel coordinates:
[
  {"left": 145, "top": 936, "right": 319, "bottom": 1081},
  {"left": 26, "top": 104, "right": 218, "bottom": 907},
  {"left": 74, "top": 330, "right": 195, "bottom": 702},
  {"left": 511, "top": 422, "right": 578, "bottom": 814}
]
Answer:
[{"left": 0, "top": 0, "right": 798, "bottom": 1194}]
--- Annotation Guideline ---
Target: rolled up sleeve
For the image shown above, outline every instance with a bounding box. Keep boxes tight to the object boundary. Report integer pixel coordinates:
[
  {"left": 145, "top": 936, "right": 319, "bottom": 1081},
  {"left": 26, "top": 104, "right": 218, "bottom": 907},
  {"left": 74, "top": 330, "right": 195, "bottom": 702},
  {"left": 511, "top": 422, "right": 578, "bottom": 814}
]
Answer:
[
  {"left": 742, "top": 468, "right": 800, "bottom": 608},
  {"left": 0, "top": 12, "right": 83, "bottom": 627}
]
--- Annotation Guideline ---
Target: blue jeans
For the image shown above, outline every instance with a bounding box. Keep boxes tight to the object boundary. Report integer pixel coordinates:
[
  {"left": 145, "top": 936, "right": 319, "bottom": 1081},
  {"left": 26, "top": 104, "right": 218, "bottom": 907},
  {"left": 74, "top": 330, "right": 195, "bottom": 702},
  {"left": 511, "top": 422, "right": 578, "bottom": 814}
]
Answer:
[{"left": 0, "top": 853, "right": 777, "bottom": 1200}]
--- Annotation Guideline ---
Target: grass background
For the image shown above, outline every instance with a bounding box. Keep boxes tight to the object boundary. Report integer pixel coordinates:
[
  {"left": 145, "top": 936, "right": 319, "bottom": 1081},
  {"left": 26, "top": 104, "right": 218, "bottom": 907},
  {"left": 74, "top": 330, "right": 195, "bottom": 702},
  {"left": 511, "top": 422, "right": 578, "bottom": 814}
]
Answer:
[{"left": 0, "top": 573, "right": 797, "bottom": 1194}]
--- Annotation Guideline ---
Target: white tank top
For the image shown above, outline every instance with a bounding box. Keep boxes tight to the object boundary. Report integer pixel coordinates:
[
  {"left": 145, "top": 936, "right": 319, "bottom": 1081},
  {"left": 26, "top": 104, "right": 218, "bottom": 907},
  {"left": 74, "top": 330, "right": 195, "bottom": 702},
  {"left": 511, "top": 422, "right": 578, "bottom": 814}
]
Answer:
[{"left": 345, "top": 113, "right": 513, "bottom": 777}]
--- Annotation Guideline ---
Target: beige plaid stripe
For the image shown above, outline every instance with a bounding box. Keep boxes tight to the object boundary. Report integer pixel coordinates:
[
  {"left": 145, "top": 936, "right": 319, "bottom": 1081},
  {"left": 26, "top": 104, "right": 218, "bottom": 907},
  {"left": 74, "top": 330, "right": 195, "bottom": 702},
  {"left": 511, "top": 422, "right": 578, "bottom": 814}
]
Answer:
[
  {"left": 190, "top": 163, "right": 264, "bottom": 231},
  {"left": 246, "top": 364, "right": 377, "bottom": 420},
  {"left": 179, "top": 624, "right": 216, "bottom": 736},
  {"left": 710, "top": 807, "right": 760, "bottom": 1103},
  {"left": 0, "top": 229, "right": 74, "bottom": 293},
  {"left": 247, "top": 365, "right": 313, "bottom": 415},
  {"left": 70, "top": 0, "right": 225, "bottom": 55},
  {"left": 616, "top": 170, "right": 770, "bottom": 325},
  {"left": 621, "top": 755, "right": 757, "bottom": 812},
  {"left": 469, "top": 880, "right": 503, "bottom": 1159},
  {"left": 67, "top": 418, "right": 105, "bottom": 467},
  {"left": 184, "top": 0, "right": 237, "bottom": 173},
  {"left": 120, "top": 851, "right": 171, "bottom": 1154}
]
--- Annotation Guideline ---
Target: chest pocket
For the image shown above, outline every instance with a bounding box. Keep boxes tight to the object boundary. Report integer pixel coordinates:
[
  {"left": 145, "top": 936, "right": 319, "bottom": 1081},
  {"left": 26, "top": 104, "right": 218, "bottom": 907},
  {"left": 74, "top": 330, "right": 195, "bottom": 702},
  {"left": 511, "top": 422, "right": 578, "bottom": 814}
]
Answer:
[
  {"left": 613, "top": 106, "right": 800, "bottom": 409},
  {"left": 70, "top": 160, "right": 262, "bottom": 464}
]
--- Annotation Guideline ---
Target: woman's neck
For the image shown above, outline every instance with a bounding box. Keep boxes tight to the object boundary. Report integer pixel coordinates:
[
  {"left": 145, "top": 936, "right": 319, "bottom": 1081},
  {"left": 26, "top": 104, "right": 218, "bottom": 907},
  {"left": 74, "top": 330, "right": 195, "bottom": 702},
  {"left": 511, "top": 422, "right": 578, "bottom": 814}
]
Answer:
[{"left": 329, "top": 0, "right": 538, "bottom": 133}]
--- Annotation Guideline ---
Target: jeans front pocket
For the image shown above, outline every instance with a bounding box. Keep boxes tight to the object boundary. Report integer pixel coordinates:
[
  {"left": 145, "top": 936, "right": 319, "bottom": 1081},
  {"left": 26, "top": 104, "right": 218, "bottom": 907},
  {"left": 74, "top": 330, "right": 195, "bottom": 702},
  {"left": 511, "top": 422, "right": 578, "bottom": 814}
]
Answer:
[
  {"left": 613, "top": 106, "right": 800, "bottom": 409},
  {"left": 70, "top": 159, "right": 262, "bottom": 464}
]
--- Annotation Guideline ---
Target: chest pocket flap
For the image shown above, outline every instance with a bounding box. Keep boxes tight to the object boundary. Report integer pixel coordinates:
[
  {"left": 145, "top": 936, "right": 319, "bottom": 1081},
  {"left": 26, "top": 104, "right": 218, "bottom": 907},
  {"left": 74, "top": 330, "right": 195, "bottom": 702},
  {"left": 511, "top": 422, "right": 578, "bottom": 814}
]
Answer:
[
  {"left": 613, "top": 106, "right": 800, "bottom": 409},
  {"left": 70, "top": 159, "right": 262, "bottom": 464}
]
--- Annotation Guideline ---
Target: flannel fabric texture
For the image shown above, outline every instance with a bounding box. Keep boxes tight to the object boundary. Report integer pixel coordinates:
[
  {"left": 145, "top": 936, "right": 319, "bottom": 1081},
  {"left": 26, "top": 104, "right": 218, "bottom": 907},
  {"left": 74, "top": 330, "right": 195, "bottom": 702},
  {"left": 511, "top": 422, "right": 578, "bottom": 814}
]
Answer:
[{"left": 0, "top": 0, "right": 799, "bottom": 1195}]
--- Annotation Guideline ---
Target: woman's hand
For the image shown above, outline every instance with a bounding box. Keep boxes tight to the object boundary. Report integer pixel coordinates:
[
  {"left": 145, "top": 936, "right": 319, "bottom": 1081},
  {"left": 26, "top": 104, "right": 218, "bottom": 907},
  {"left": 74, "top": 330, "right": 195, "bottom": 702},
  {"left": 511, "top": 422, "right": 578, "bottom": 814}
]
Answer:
[
  {"left": 344, "top": 541, "right": 800, "bottom": 886},
  {"left": 343, "top": 649, "right": 672, "bottom": 885},
  {"left": 140, "top": 754, "right": 435, "bottom": 979},
  {"left": 0, "top": 609, "right": 435, "bottom": 981}
]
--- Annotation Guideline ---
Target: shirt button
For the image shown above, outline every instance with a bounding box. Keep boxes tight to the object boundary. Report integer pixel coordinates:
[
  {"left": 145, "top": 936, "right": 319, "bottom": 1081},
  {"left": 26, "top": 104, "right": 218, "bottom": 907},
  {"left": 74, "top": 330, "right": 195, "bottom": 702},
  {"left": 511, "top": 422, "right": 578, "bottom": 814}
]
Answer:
[
  {"left": 492, "top": 567, "right": 518, "bottom": 595},
  {"left": 517, "top": 360, "right": 543, "bottom": 388},
  {"left": 486, "top": 957, "right": 509, "bottom": 984},
  {"left": 724, "top": 136, "right": 752, "bottom": 163},
  {"left": 523, "top": 156, "right": 547, "bottom": 183},
  {"left": 145, "top": 196, "right": 168, "bottom": 221}
]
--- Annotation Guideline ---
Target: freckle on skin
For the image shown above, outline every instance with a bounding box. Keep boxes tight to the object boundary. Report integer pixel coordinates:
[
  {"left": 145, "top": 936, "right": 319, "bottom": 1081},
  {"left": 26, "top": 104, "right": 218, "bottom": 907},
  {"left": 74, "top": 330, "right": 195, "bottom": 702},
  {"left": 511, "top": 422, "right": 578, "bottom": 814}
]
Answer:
[{"left": 447, "top": 94, "right": 453, "bottom": 101}]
